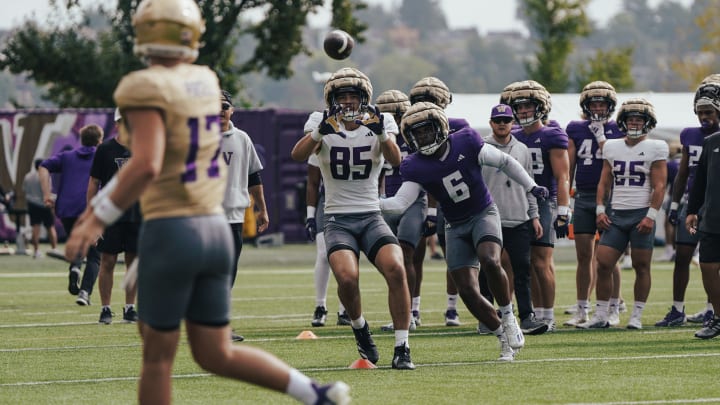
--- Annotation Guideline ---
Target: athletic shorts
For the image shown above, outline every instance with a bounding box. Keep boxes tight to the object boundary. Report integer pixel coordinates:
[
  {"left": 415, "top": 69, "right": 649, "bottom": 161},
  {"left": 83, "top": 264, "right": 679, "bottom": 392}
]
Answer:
[
  {"left": 323, "top": 211, "right": 398, "bottom": 263},
  {"left": 437, "top": 205, "right": 446, "bottom": 249},
  {"left": 573, "top": 190, "right": 600, "bottom": 235},
  {"left": 445, "top": 204, "right": 502, "bottom": 272},
  {"left": 137, "top": 215, "right": 234, "bottom": 331},
  {"left": 382, "top": 194, "right": 427, "bottom": 248},
  {"left": 27, "top": 202, "right": 54, "bottom": 227},
  {"left": 531, "top": 198, "right": 557, "bottom": 247},
  {"left": 599, "top": 208, "right": 656, "bottom": 251},
  {"left": 315, "top": 192, "right": 325, "bottom": 235},
  {"left": 675, "top": 204, "right": 699, "bottom": 246},
  {"left": 699, "top": 232, "right": 720, "bottom": 263},
  {"left": 97, "top": 222, "right": 140, "bottom": 254}
]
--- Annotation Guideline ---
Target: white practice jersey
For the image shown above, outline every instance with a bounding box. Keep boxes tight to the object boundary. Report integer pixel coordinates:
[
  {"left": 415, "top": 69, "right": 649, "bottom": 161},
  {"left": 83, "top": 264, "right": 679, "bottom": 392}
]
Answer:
[
  {"left": 304, "top": 111, "right": 398, "bottom": 214},
  {"left": 603, "top": 138, "right": 668, "bottom": 210}
]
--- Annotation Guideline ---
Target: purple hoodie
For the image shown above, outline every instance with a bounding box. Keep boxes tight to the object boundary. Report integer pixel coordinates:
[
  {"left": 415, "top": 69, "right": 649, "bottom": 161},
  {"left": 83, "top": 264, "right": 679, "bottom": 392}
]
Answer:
[{"left": 41, "top": 146, "right": 96, "bottom": 218}]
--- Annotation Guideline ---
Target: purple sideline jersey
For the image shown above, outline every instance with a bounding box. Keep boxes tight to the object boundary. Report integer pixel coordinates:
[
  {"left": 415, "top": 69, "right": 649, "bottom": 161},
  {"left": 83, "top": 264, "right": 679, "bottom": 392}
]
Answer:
[
  {"left": 399, "top": 127, "right": 493, "bottom": 223},
  {"left": 512, "top": 125, "right": 568, "bottom": 198},
  {"left": 40, "top": 145, "right": 96, "bottom": 219},
  {"left": 680, "top": 126, "right": 712, "bottom": 195},
  {"left": 566, "top": 120, "right": 623, "bottom": 191}
]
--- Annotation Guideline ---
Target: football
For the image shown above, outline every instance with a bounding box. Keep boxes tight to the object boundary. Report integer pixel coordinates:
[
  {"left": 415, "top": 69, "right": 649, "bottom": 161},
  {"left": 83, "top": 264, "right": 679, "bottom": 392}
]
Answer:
[{"left": 323, "top": 29, "right": 354, "bottom": 60}]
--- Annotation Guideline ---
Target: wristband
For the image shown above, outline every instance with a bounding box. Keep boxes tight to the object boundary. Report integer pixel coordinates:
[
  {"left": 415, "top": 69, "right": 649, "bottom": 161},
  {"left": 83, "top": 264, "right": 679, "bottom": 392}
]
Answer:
[
  {"left": 645, "top": 207, "right": 658, "bottom": 221},
  {"left": 596, "top": 205, "right": 606, "bottom": 216},
  {"left": 670, "top": 202, "right": 679, "bottom": 211},
  {"left": 594, "top": 134, "right": 607, "bottom": 143},
  {"left": 427, "top": 207, "right": 437, "bottom": 217},
  {"left": 310, "top": 128, "right": 322, "bottom": 142},
  {"left": 306, "top": 206, "right": 316, "bottom": 219},
  {"left": 93, "top": 196, "right": 123, "bottom": 226},
  {"left": 558, "top": 205, "right": 570, "bottom": 216}
]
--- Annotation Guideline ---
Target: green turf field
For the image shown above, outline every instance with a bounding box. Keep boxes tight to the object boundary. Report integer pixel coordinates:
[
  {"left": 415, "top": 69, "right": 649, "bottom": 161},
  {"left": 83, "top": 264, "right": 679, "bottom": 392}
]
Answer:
[{"left": 1, "top": 244, "right": 718, "bottom": 404}]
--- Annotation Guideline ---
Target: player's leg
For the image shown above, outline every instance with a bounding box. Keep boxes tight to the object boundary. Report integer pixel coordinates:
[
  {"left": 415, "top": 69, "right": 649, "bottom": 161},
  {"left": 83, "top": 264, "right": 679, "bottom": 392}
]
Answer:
[
  {"left": 138, "top": 322, "right": 181, "bottom": 404},
  {"left": 411, "top": 236, "right": 426, "bottom": 323},
  {"left": 695, "top": 232, "right": 720, "bottom": 338},
  {"left": 98, "top": 253, "right": 118, "bottom": 323},
  {"left": 626, "top": 211, "right": 657, "bottom": 330},
  {"left": 312, "top": 232, "right": 331, "bottom": 326},
  {"left": 569, "top": 233, "right": 595, "bottom": 324}
]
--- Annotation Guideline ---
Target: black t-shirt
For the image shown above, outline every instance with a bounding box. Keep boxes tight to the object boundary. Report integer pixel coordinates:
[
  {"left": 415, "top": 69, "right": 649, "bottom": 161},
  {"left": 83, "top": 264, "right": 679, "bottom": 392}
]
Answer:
[{"left": 90, "top": 138, "right": 141, "bottom": 223}]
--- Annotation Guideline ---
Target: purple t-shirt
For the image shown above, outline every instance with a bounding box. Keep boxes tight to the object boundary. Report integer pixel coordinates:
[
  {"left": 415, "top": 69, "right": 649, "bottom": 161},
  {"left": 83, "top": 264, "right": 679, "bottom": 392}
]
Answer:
[
  {"left": 513, "top": 125, "right": 568, "bottom": 198},
  {"left": 566, "top": 120, "right": 623, "bottom": 191},
  {"left": 680, "top": 126, "right": 712, "bottom": 195},
  {"left": 41, "top": 146, "right": 96, "bottom": 218},
  {"left": 400, "top": 127, "right": 493, "bottom": 223}
]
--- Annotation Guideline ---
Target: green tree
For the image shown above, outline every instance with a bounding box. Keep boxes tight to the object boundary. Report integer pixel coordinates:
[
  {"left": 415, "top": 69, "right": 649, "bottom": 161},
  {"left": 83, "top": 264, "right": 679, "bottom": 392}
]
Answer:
[
  {"left": 574, "top": 47, "right": 634, "bottom": 92},
  {"left": 670, "top": 0, "right": 720, "bottom": 89},
  {"left": 0, "top": 0, "right": 366, "bottom": 107},
  {"left": 519, "top": 0, "right": 591, "bottom": 92},
  {"left": 398, "top": 0, "right": 447, "bottom": 39}
]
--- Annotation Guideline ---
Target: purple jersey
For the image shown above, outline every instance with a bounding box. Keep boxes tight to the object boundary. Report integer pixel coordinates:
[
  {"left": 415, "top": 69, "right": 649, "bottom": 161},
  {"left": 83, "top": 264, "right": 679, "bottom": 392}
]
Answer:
[
  {"left": 680, "top": 126, "right": 711, "bottom": 195},
  {"left": 566, "top": 120, "right": 623, "bottom": 191},
  {"left": 449, "top": 117, "right": 470, "bottom": 133},
  {"left": 400, "top": 127, "right": 493, "bottom": 223},
  {"left": 512, "top": 125, "right": 568, "bottom": 198},
  {"left": 383, "top": 134, "right": 413, "bottom": 197}
]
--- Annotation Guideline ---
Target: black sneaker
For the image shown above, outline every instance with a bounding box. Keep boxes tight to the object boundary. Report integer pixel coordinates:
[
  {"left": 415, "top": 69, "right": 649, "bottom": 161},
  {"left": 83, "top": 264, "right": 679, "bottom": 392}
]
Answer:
[
  {"left": 68, "top": 267, "right": 81, "bottom": 295},
  {"left": 99, "top": 307, "right": 113, "bottom": 324},
  {"left": 312, "top": 306, "right": 328, "bottom": 327},
  {"left": 75, "top": 290, "right": 90, "bottom": 306},
  {"left": 392, "top": 344, "right": 416, "bottom": 370},
  {"left": 231, "top": 331, "right": 245, "bottom": 342},
  {"left": 695, "top": 317, "right": 720, "bottom": 339},
  {"left": 351, "top": 322, "right": 379, "bottom": 364},
  {"left": 123, "top": 306, "right": 138, "bottom": 323},
  {"left": 337, "top": 311, "right": 351, "bottom": 326}
]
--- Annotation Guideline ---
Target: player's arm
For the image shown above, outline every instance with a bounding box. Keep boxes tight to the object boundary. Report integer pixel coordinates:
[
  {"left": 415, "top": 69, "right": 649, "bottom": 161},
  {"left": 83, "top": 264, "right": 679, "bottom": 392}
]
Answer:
[
  {"left": 38, "top": 165, "right": 54, "bottom": 207},
  {"left": 550, "top": 147, "right": 571, "bottom": 207},
  {"left": 638, "top": 159, "right": 667, "bottom": 234},
  {"left": 291, "top": 131, "right": 321, "bottom": 162},
  {"left": 380, "top": 181, "right": 423, "bottom": 214},
  {"left": 595, "top": 160, "right": 613, "bottom": 230},
  {"left": 478, "top": 145, "right": 539, "bottom": 193},
  {"left": 671, "top": 149, "right": 689, "bottom": 205},
  {"left": 567, "top": 138, "right": 577, "bottom": 195},
  {"left": 380, "top": 133, "right": 401, "bottom": 167}
]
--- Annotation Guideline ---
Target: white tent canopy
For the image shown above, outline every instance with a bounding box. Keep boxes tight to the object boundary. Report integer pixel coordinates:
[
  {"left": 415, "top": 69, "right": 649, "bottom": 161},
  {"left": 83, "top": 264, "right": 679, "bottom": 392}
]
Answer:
[{"left": 445, "top": 92, "right": 697, "bottom": 141}]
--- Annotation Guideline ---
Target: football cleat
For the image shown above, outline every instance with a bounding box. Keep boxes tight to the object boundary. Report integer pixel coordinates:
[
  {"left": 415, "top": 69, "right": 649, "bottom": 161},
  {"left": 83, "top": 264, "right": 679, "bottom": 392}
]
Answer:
[
  {"left": 502, "top": 315, "right": 525, "bottom": 349},
  {"left": 68, "top": 267, "right": 81, "bottom": 295},
  {"left": 123, "top": 306, "right": 138, "bottom": 323},
  {"left": 99, "top": 307, "right": 113, "bottom": 324},
  {"left": 391, "top": 344, "right": 416, "bottom": 370},
  {"left": 311, "top": 381, "right": 351, "bottom": 405},
  {"left": 312, "top": 306, "right": 328, "bottom": 327},
  {"left": 577, "top": 314, "right": 610, "bottom": 329},
  {"left": 654, "top": 306, "right": 686, "bottom": 327},
  {"left": 497, "top": 335, "right": 516, "bottom": 362},
  {"left": 521, "top": 314, "right": 549, "bottom": 335},
  {"left": 694, "top": 317, "right": 720, "bottom": 339},
  {"left": 76, "top": 290, "right": 90, "bottom": 306},
  {"left": 352, "top": 322, "right": 379, "bottom": 364},
  {"left": 627, "top": 315, "right": 643, "bottom": 330},
  {"left": 444, "top": 309, "right": 461, "bottom": 326},
  {"left": 336, "top": 311, "right": 351, "bottom": 326}
]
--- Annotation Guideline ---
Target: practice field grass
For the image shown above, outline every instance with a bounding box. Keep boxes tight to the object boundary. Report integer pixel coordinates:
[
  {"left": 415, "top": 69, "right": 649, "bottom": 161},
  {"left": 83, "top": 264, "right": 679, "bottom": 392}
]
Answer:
[{"left": 1, "top": 243, "right": 719, "bottom": 405}]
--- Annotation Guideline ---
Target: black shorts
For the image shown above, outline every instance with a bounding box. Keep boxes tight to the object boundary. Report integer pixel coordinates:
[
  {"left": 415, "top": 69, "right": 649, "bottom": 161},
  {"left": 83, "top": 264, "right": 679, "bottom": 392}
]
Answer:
[
  {"left": 27, "top": 203, "right": 54, "bottom": 227},
  {"left": 97, "top": 222, "right": 140, "bottom": 254},
  {"left": 699, "top": 232, "right": 720, "bottom": 263}
]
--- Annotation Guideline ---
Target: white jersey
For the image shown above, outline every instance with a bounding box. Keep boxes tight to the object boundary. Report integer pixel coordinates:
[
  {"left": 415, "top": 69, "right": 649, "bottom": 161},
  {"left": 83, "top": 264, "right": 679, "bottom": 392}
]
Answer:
[
  {"left": 603, "top": 138, "right": 668, "bottom": 210},
  {"left": 221, "top": 122, "right": 263, "bottom": 223},
  {"left": 305, "top": 111, "right": 398, "bottom": 214}
]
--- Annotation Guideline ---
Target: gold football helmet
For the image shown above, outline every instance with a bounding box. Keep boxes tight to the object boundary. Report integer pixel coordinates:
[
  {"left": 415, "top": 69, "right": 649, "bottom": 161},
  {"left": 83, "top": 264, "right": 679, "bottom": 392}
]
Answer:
[
  {"left": 579, "top": 81, "right": 617, "bottom": 122},
  {"left": 323, "top": 67, "right": 373, "bottom": 121},
  {"left": 693, "top": 82, "right": 720, "bottom": 114},
  {"left": 132, "top": 0, "right": 205, "bottom": 62},
  {"left": 409, "top": 77, "right": 452, "bottom": 109},
  {"left": 400, "top": 101, "right": 449, "bottom": 155},
  {"left": 700, "top": 73, "right": 720, "bottom": 85},
  {"left": 508, "top": 80, "right": 551, "bottom": 127},
  {"left": 376, "top": 90, "right": 411, "bottom": 121},
  {"left": 616, "top": 98, "right": 657, "bottom": 138},
  {"left": 499, "top": 81, "right": 521, "bottom": 105}
]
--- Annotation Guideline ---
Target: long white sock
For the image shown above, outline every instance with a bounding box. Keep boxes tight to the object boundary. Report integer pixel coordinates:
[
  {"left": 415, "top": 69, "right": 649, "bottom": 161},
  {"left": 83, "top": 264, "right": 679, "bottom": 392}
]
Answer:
[
  {"left": 286, "top": 368, "right": 316, "bottom": 405},
  {"left": 535, "top": 307, "right": 547, "bottom": 319},
  {"left": 595, "top": 300, "right": 609, "bottom": 318},
  {"left": 447, "top": 294, "right": 459, "bottom": 310},
  {"left": 395, "top": 330, "right": 409, "bottom": 348},
  {"left": 412, "top": 296, "right": 421, "bottom": 312},
  {"left": 632, "top": 301, "right": 646, "bottom": 318},
  {"left": 314, "top": 233, "right": 330, "bottom": 308},
  {"left": 673, "top": 301, "right": 684, "bottom": 312},
  {"left": 499, "top": 303, "right": 514, "bottom": 318}
]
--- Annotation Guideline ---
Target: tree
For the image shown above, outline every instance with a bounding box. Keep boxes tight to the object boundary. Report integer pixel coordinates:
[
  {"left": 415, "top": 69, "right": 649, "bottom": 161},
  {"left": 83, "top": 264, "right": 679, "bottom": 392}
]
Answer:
[
  {"left": 398, "top": 0, "right": 447, "bottom": 39},
  {"left": 670, "top": 0, "right": 720, "bottom": 89},
  {"left": 0, "top": 0, "right": 367, "bottom": 107},
  {"left": 574, "top": 47, "right": 634, "bottom": 92},
  {"left": 519, "top": 0, "right": 591, "bottom": 92}
]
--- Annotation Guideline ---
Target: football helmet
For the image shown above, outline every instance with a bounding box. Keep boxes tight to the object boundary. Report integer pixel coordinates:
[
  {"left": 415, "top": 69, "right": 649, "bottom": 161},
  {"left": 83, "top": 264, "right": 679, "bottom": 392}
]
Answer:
[
  {"left": 580, "top": 81, "right": 617, "bottom": 122},
  {"left": 693, "top": 82, "right": 720, "bottom": 114},
  {"left": 376, "top": 90, "right": 411, "bottom": 121},
  {"left": 508, "top": 80, "right": 551, "bottom": 127},
  {"left": 323, "top": 67, "right": 373, "bottom": 121},
  {"left": 700, "top": 73, "right": 720, "bottom": 85},
  {"left": 616, "top": 98, "right": 657, "bottom": 138},
  {"left": 132, "top": 0, "right": 205, "bottom": 62},
  {"left": 400, "top": 102, "right": 449, "bottom": 155},
  {"left": 499, "top": 81, "right": 521, "bottom": 105},
  {"left": 409, "top": 77, "right": 452, "bottom": 109}
]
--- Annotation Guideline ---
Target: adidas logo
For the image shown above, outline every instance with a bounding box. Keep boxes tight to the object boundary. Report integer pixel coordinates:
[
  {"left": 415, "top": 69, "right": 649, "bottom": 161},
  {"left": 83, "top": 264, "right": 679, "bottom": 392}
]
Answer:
[
  {"left": 327, "top": 216, "right": 336, "bottom": 222},
  {"left": 605, "top": 130, "right": 613, "bottom": 134},
  {"left": 458, "top": 154, "right": 465, "bottom": 162},
  {"left": 365, "top": 132, "right": 374, "bottom": 137},
  {"left": 534, "top": 138, "right": 541, "bottom": 143},
  {"left": 638, "top": 152, "right": 645, "bottom": 156}
]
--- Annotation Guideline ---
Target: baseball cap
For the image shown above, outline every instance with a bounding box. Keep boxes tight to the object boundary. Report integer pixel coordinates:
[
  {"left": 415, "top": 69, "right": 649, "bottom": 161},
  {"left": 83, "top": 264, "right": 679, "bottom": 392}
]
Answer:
[
  {"left": 490, "top": 104, "right": 513, "bottom": 119},
  {"left": 221, "top": 90, "right": 233, "bottom": 106}
]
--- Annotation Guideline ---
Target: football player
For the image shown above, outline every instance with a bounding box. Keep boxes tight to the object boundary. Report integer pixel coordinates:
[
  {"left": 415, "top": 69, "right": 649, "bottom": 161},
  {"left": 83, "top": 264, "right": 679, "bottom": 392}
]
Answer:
[
  {"left": 508, "top": 80, "right": 572, "bottom": 331},
  {"left": 291, "top": 67, "right": 415, "bottom": 370},
  {"left": 64, "top": 0, "right": 350, "bottom": 403},
  {"left": 565, "top": 81, "right": 625, "bottom": 327},
  {"left": 655, "top": 81, "right": 720, "bottom": 327},
  {"left": 381, "top": 102, "right": 549, "bottom": 361},
  {"left": 581, "top": 98, "right": 668, "bottom": 330}
]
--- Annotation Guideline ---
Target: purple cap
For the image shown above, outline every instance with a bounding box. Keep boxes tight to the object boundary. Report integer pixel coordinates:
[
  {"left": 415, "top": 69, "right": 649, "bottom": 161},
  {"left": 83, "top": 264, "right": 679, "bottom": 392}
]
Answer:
[{"left": 491, "top": 104, "right": 513, "bottom": 118}]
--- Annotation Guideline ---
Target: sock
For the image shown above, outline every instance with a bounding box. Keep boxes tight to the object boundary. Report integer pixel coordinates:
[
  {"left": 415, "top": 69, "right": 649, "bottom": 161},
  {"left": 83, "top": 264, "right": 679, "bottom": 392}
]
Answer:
[
  {"left": 632, "top": 301, "right": 646, "bottom": 318},
  {"left": 338, "top": 302, "right": 346, "bottom": 314},
  {"left": 546, "top": 307, "right": 555, "bottom": 321},
  {"left": 102, "top": 305, "right": 111, "bottom": 311},
  {"left": 535, "top": 307, "right": 546, "bottom": 319},
  {"left": 707, "top": 302, "right": 715, "bottom": 312},
  {"left": 395, "top": 330, "right": 409, "bottom": 348},
  {"left": 447, "top": 294, "right": 459, "bottom": 310},
  {"left": 314, "top": 233, "right": 330, "bottom": 308},
  {"left": 412, "top": 296, "right": 421, "bottom": 312},
  {"left": 286, "top": 368, "right": 316, "bottom": 405},
  {"left": 124, "top": 304, "right": 134, "bottom": 311},
  {"left": 578, "top": 300, "right": 590, "bottom": 312},
  {"left": 673, "top": 301, "right": 684, "bottom": 312},
  {"left": 351, "top": 315, "right": 366, "bottom": 329},
  {"left": 499, "top": 303, "right": 514, "bottom": 318},
  {"left": 608, "top": 297, "right": 619, "bottom": 313},
  {"left": 595, "top": 300, "right": 609, "bottom": 318}
]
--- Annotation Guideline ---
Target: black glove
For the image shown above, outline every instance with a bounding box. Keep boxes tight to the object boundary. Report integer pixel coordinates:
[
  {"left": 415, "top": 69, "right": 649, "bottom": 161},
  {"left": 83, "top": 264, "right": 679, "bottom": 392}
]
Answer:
[
  {"left": 422, "top": 214, "right": 438, "bottom": 237},
  {"left": 554, "top": 214, "right": 570, "bottom": 238},
  {"left": 668, "top": 209, "right": 678, "bottom": 226},
  {"left": 357, "top": 105, "right": 385, "bottom": 135},
  {"left": 530, "top": 185, "right": 549, "bottom": 201},
  {"left": 318, "top": 105, "right": 343, "bottom": 136},
  {"left": 305, "top": 217, "right": 317, "bottom": 242}
]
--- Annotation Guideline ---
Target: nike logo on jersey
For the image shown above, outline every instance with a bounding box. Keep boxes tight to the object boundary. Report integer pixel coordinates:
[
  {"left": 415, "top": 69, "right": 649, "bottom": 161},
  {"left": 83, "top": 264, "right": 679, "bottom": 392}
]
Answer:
[
  {"left": 458, "top": 154, "right": 465, "bottom": 162},
  {"left": 534, "top": 139, "right": 541, "bottom": 143}
]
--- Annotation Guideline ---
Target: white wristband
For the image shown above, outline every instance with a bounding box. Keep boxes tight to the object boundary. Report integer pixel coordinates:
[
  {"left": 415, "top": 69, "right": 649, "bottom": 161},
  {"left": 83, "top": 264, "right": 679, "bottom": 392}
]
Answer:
[
  {"left": 310, "top": 128, "right": 322, "bottom": 142},
  {"left": 93, "top": 196, "right": 123, "bottom": 226},
  {"left": 558, "top": 205, "right": 570, "bottom": 216},
  {"left": 670, "top": 202, "right": 679, "bottom": 211},
  {"left": 596, "top": 205, "right": 606, "bottom": 215},
  {"left": 645, "top": 207, "right": 658, "bottom": 221},
  {"left": 306, "top": 205, "right": 316, "bottom": 219},
  {"left": 594, "top": 134, "right": 607, "bottom": 143},
  {"left": 427, "top": 207, "right": 437, "bottom": 217}
]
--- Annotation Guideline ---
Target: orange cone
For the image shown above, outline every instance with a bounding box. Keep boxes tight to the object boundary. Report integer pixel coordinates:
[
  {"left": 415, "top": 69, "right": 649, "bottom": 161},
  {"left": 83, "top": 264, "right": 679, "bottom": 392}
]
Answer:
[
  {"left": 295, "top": 330, "right": 318, "bottom": 339},
  {"left": 348, "top": 358, "right": 377, "bottom": 369}
]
